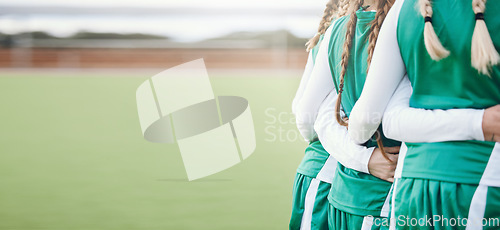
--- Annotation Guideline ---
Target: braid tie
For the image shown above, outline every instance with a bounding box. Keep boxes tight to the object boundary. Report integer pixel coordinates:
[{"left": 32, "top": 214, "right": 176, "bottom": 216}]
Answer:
[
  {"left": 475, "top": 13, "right": 484, "bottom": 20},
  {"left": 471, "top": 0, "right": 499, "bottom": 76}
]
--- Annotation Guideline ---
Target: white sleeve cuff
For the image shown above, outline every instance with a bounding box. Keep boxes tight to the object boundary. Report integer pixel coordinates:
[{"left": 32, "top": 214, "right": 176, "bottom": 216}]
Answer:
[
  {"left": 357, "top": 147, "right": 375, "bottom": 174},
  {"left": 472, "top": 109, "right": 485, "bottom": 141}
]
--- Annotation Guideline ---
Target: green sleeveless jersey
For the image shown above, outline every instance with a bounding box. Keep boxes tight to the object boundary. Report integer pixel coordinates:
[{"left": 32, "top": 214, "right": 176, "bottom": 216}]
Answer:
[
  {"left": 397, "top": 0, "right": 500, "bottom": 184},
  {"left": 326, "top": 9, "right": 400, "bottom": 216}
]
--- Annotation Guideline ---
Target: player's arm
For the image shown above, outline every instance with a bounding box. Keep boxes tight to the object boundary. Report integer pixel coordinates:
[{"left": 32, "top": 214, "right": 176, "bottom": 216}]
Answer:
[
  {"left": 348, "top": 0, "right": 407, "bottom": 144},
  {"left": 316, "top": 91, "right": 399, "bottom": 182},
  {"left": 349, "top": 0, "right": 500, "bottom": 144},
  {"left": 295, "top": 23, "right": 337, "bottom": 142},
  {"left": 381, "top": 76, "right": 487, "bottom": 142},
  {"left": 292, "top": 51, "right": 315, "bottom": 115}
]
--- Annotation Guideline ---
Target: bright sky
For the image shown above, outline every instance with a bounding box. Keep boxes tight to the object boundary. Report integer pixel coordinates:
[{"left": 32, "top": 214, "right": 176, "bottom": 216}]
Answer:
[
  {"left": 2, "top": 0, "right": 327, "bottom": 9},
  {"left": 0, "top": 0, "right": 329, "bottom": 42}
]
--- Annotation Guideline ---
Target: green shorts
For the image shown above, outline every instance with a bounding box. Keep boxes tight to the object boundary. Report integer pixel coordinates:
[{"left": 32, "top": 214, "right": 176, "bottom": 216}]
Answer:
[
  {"left": 328, "top": 203, "right": 389, "bottom": 230},
  {"left": 290, "top": 173, "right": 331, "bottom": 230},
  {"left": 390, "top": 178, "right": 500, "bottom": 229}
]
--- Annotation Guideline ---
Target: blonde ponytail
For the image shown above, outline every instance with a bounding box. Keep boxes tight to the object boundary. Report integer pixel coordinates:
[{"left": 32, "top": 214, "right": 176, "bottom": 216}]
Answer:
[
  {"left": 471, "top": 0, "right": 499, "bottom": 76},
  {"left": 419, "top": 0, "right": 450, "bottom": 60}
]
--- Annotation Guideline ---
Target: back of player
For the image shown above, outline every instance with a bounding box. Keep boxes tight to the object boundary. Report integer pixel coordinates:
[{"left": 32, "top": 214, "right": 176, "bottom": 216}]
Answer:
[
  {"left": 289, "top": 1, "right": 345, "bottom": 229},
  {"left": 325, "top": 1, "right": 399, "bottom": 229},
  {"left": 392, "top": 0, "right": 500, "bottom": 228},
  {"left": 345, "top": 0, "right": 500, "bottom": 228}
]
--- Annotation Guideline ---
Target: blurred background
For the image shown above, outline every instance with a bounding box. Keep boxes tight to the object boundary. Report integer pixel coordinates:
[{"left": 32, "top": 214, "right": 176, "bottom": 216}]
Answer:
[
  {"left": 0, "top": 0, "right": 328, "bottom": 70},
  {"left": 0, "top": 0, "right": 329, "bottom": 229}
]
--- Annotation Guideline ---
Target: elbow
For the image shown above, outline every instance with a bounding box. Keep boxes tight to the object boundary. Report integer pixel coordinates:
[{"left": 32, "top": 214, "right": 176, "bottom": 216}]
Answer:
[
  {"left": 382, "top": 113, "right": 398, "bottom": 141},
  {"left": 295, "top": 116, "right": 316, "bottom": 142},
  {"left": 295, "top": 103, "right": 316, "bottom": 129},
  {"left": 348, "top": 127, "right": 367, "bottom": 145},
  {"left": 349, "top": 107, "right": 382, "bottom": 144},
  {"left": 295, "top": 111, "right": 311, "bottom": 130},
  {"left": 382, "top": 122, "right": 398, "bottom": 141}
]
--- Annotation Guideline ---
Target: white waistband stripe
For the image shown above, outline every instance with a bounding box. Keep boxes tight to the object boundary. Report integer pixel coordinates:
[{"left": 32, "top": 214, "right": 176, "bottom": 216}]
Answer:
[{"left": 315, "top": 156, "right": 337, "bottom": 183}]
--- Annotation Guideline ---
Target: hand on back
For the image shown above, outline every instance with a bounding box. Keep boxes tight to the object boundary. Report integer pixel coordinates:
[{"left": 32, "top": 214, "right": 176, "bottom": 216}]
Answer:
[{"left": 368, "top": 146, "right": 400, "bottom": 183}]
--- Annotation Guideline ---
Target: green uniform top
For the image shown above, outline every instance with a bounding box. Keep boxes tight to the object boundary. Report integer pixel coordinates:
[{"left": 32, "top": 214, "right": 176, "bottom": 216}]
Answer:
[
  {"left": 397, "top": 0, "right": 500, "bottom": 184},
  {"left": 326, "top": 9, "right": 400, "bottom": 217}
]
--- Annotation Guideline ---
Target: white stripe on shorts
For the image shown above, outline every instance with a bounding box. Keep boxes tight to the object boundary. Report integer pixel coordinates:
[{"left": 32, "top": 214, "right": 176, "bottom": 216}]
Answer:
[
  {"left": 316, "top": 156, "right": 337, "bottom": 184},
  {"left": 466, "top": 143, "right": 500, "bottom": 230},
  {"left": 466, "top": 185, "right": 488, "bottom": 230},
  {"left": 301, "top": 178, "right": 320, "bottom": 230},
  {"left": 361, "top": 215, "right": 374, "bottom": 230},
  {"left": 380, "top": 183, "right": 394, "bottom": 218},
  {"left": 389, "top": 178, "right": 398, "bottom": 230}
]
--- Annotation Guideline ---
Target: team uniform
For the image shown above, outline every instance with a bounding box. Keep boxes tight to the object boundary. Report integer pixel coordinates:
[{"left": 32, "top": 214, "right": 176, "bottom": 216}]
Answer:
[
  {"left": 290, "top": 30, "right": 338, "bottom": 230},
  {"left": 326, "top": 9, "right": 400, "bottom": 230},
  {"left": 349, "top": 0, "right": 500, "bottom": 229},
  {"left": 294, "top": 4, "right": 489, "bottom": 229},
  {"left": 291, "top": 16, "right": 383, "bottom": 229}
]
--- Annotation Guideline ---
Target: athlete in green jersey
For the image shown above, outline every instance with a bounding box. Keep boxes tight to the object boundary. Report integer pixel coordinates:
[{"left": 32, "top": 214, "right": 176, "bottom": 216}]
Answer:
[
  {"left": 326, "top": 3, "right": 400, "bottom": 229},
  {"left": 350, "top": 0, "right": 500, "bottom": 229},
  {"left": 290, "top": 2, "right": 342, "bottom": 229}
]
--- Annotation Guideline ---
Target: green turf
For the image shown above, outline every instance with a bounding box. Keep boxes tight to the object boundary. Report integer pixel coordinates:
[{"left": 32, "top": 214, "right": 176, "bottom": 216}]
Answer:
[{"left": 0, "top": 71, "right": 308, "bottom": 230}]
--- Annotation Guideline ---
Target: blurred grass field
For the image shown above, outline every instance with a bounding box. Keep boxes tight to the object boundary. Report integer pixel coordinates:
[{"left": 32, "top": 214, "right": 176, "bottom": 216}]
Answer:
[{"left": 0, "top": 70, "right": 308, "bottom": 230}]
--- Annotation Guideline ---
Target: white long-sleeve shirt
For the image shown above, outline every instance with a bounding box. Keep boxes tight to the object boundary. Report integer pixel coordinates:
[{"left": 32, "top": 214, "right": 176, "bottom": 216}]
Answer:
[{"left": 348, "top": 0, "right": 485, "bottom": 144}]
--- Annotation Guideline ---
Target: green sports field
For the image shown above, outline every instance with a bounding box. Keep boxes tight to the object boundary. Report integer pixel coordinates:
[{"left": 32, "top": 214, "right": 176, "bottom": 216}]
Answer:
[{"left": 0, "top": 70, "right": 308, "bottom": 230}]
